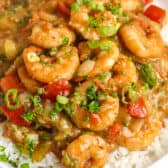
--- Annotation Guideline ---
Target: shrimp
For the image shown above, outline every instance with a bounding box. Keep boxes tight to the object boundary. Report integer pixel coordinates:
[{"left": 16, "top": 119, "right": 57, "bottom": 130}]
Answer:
[
  {"left": 17, "top": 66, "right": 42, "bottom": 93},
  {"left": 71, "top": 81, "right": 119, "bottom": 131},
  {"left": 119, "top": 15, "right": 164, "bottom": 58},
  {"left": 117, "top": 100, "right": 161, "bottom": 150},
  {"left": 108, "top": 55, "right": 137, "bottom": 92},
  {"left": 111, "top": 0, "right": 142, "bottom": 12},
  {"left": 23, "top": 46, "right": 79, "bottom": 83},
  {"left": 70, "top": 0, "right": 120, "bottom": 40},
  {"left": 36, "top": 100, "right": 80, "bottom": 141},
  {"left": 62, "top": 134, "right": 108, "bottom": 168},
  {"left": 3, "top": 122, "right": 39, "bottom": 147},
  {"left": 77, "top": 40, "right": 119, "bottom": 77},
  {"left": 29, "top": 22, "right": 76, "bottom": 49}
]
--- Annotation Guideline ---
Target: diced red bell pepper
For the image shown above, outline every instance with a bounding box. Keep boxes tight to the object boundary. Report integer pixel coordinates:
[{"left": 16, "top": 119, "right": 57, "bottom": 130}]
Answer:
[
  {"left": 127, "top": 97, "right": 148, "bottom": 119},
  {"left": 144, "top": 5, "right": 166, "bottom": 23},
  {"left": 0, "top": 74, "right": 23, "bottom": 93},
  {"left": 43, "top": 79, "right": 71, "bottom": 101},
  {"left": 1, "top": 105, "right": 30, "bottom": 127}
]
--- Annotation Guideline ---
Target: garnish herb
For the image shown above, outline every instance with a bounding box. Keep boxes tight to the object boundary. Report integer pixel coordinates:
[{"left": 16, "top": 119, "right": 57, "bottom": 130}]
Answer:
[
  {"left": 83, "top": 115, "right": 90, "bottom": 122},
  {"left": 89, "top": 2, "right": 105, "bottom": 11},
  {"left": 20, "top": 163, "right": 30, "bottom": 168},
  {"left": 71, "top": 3, "right": 80, "bottom": 12},
  {"left": 88, "top": 101, "right": 100, "bottom": 112},
  {"left": 86, "top": 85, "right": 97, "bottom": 100},
  {"left": 4, "top": 88, "right": 20, "bottom": 110},
  {"left": 0, "top": 146, "right": 5, "bottom": 151},
  {"left": 22, "top": 111, "right": 36, "bottom": 122},
  {"left": 111, "top": 92, "right": 118, "bottom": 97},
  {"left": 121, "top": 83, "right": 136, "bottom": 104},
  {"left": 56, "top": 95, "right": 69, "bottom": 105},
  {"left": 98, "top": 73, "right": 107, "bottom": 80},
  {"left": 27, "top": 139, "right": 35, "bottom": 157},
  {"left": 49, "top": 47, "right": 58, "bottom": 56},
  {"left": 88, "top": 16, "right": 99, "bottom": 28},
  {"left": 62, "top": 36, "right": 69, "bottom": 46},
  {"left": 30, "top": 96, "right": 41, "bottom": 107},
  {"left": 139, "top": 64, "right": 157, "bottom": 88},
  {"left": 99, "top": 24, "right": 121, "bottom": 37},
  {"left": 0, "top": 154, "right": 8, "bottom": 162},
  {"left": 37, "top": 87, "right": 44, "bottom": 95}
]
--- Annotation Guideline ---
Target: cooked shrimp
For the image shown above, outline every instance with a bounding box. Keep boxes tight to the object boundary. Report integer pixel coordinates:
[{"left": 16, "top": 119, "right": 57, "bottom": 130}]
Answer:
[
  {"left": 23, "top": 46, "right": 79, "bottom": 83},
  {"left": 70, "top": 0, "right": 120, "bottom": 40},
  {"left": 111, "top": 0, "right": 142, "bottom": 12},
  {"left": 36, "top": 100, "right": 80, "bottom": 140},
  {"left": 108, "top": 55, "right": 137, "bottom": 91},
  {"left": 29, "top": 23, "right": 76, "bottom": 49},
  {"left": 71, "top": 81, "right": 119, "bottom": 131},
  {"left": 3, "top": 122, "right": 39, "bottom": 146},
  {"left": 117, "top": 100, "right": 161, "bottom": 150},
  {"left": 17, "top": 66, "right": 42, "bottom": 93},
  {"left": 62, "top": 134, "right": 108, "bottom": 168},
  {"left": 119, "top": 15, "right": 164, "bottom": 58},
  {"left": 77, "top": 40, "right": 119, "bottom": 77}
]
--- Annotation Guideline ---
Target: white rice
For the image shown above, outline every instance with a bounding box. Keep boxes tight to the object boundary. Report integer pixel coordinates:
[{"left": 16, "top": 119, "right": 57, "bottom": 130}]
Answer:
[{"left": 0, "top": 120, "right": 168, "bottom": 168}]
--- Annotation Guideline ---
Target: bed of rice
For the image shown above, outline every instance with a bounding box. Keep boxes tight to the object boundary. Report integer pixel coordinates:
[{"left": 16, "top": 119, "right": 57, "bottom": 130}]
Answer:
[{"left": 0, "top": 119, "right": 168, "bottom": 168}]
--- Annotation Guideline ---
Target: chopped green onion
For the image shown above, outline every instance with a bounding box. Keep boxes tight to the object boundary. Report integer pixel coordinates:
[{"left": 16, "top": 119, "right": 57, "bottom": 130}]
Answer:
[
  {"left": 88, "top": 101, "right": 100, "bottom": 113},
  {"left": 83, "top": 115, "right": 90, "bottom": 122},
  {"left": 111, "top": 92, "right": 118, "bottom": 97},
  {"left": 86, "top": 85, "right": 97, "bottom": 100},
  {"left": 87, "top": 40, "right": 99, "bottom": 49},
  {"left": 89, "top": 2, "right": 105, "bottom": 11},
  {"left": 50, "top": 110, "right": 57, "bottom": 120},
  {"left": 98, "top": 73, "right": 107, "bottom": 80},
  {"left": 37, "top": 87, "right": 44, "bottom": 95},
  {"left": 71, "top": 3, "right": 80, "bottom": 12},
  {"left": 61, "top": 36, "right": 69, "bottom": 47},
  {"left": 139, "top": 64, "right": 157, "bottom": 88},
  {"left": 30, "top": 96, "right": 41, "bottom": 107},
  {"left": 121, "top": 83, "right": 136, "bottom": 104},
  {"left": 4, "top": 88, "right": 20, "bottom": 110},
  {"left": 97, "top": 91, "right": 107, "bottom": 101},
  {"left": 88, "top": 16, "right": 99, "bottom": 28},
  {"left": 99, "top": 23, "right": 121, "bottom": 37},
  {"left": 49, "top": 47, "right": 58, "bottom": 56},
  {"left": 56, "top": 95, "right": 69, "bottom": 105},
  {"left": 22, "top": 111, "right": 36, "bottom": 122},
  {"left": 0, "top": 146, "right": 5, "bottom": 151},
  {"left": 81, "top": 99, "right": 88, "bottom": 109},
  {"left": 20, "top": 163, "right": 30, "bottom": 168},
  {"left": 107, "top": 4, "right": 122, "bottom": 16},
  {"left": 27, "top": 139, "right": 35, "bottom": 157},
  {"left": 99, "top": 41, "right": 113, "bottom": 52},
  {"left": 54, "top": 102, "right": 63, "bottom": 113},
  {"left": 0, "top": 154, "right": 8, "bottom": 162}
]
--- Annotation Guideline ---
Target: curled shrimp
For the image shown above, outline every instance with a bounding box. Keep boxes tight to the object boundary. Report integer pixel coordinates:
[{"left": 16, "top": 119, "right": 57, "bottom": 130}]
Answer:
[
  {"left": 23, "top": 46, "right": 79, "bottom": 83},
  {"left": 70, "top": 0, "right": 119, "bottom": 40},
  {"left": 117, "top": 100, "right": 161, "bottom": 150},
  {"left": 108, "top": 55, "right": 137, "bottom": 92},
  {"left": 29, "top": 22, "right": 76, "bottom": 49},
  {"left": 17, "top": 66, "right": 42, "bottom": 93},
  {"left": 111, "top": 0, "right": 142, "bottom": 12},
  {"left": 71, "top": 81, "right": 119, "bottom": 131},
  {"left": 119, "top": 15, "right": 164, "bottom": 58},
  {"left": 77, "top": 40, "right": 119, "bottom": 78},
  {"left": 62, "top": 134, "right": 108, "bottom": 168}
]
